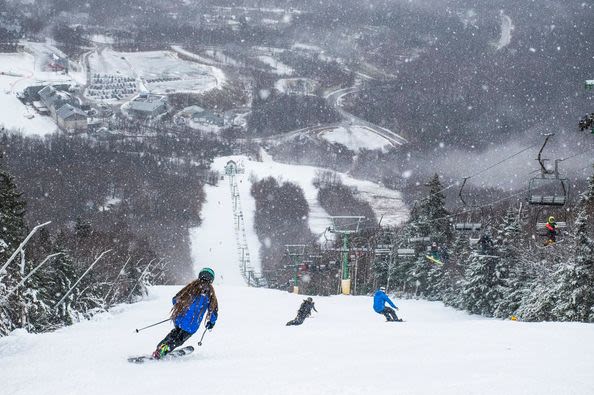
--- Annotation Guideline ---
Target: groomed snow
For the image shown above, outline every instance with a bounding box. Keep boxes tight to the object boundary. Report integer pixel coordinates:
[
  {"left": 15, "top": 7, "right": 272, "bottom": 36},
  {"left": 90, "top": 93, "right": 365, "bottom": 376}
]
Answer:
[
  {"left": 190, "top": 179, "right": 249, "bottom": 286},
  {"left": 320, "top": 126, "right": 393, "bottom": 152},
  {"left": 1, "top": 285, "right": 593, "bottom": 395}
]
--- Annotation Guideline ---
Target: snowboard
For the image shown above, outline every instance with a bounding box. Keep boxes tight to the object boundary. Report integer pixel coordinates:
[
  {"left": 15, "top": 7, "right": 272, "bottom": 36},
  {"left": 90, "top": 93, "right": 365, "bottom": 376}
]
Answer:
[
  {"left": 425, "top": 255, "right": 443, "bottom": 266},
  {"left": 127, "top": 345, "right": 195, "bottom": 364}
]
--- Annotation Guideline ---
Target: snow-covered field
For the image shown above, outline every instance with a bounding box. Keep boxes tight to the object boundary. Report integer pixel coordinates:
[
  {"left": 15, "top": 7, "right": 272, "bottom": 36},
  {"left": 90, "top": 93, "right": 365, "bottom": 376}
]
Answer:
[
  {"left": 321, "top": 126, "right": 393, "bottom": 152},
  {"left": 1, "top": 284, "right": 593, "bottom": 395},
  {"left": 257, "top": 55, "right": 294, "bottom": 75},
  {"left": 88, "top": 49, "right": 226, "bottom": 94},
  {"left": 274, "top": 77, "right": 317, "bottom": 95},
  {"left": 0, "top": 51, "right": 67, "bottom": 136}
]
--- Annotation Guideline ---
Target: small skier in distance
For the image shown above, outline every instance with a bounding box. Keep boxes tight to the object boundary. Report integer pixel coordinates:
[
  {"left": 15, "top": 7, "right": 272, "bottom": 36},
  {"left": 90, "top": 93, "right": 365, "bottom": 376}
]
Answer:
[
  {"left": 373, "top": 286, "right": 402, "bottom": 322},
  {"left": 286, "top": 297, "right": 317, "bottom": 326},
  {"left": 152, "top": 268, "right": 218, "bottom": 359},
  {"left": 544, "top": 216, "right": 557, "bottom": 246}
]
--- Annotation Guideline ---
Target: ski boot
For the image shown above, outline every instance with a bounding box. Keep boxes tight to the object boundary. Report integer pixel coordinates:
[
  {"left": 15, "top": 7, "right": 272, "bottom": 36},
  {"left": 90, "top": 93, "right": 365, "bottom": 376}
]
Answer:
[{"left": 152, "top": 343, "right": 170, "bottom": 360}]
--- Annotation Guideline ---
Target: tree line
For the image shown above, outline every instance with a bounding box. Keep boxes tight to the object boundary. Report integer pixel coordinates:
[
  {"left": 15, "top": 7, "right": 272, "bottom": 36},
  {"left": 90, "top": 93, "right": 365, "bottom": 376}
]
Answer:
[
  {"left": 259, "top": 169, "right": 594, "bottom": 322},
  {"left": 0, "top": 123, "right": 232, "bottom": 335}
]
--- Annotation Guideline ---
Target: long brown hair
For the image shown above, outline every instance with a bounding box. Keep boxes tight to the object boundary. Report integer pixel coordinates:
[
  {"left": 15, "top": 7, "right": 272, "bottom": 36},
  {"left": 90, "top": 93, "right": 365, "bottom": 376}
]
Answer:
[{"left": 170, "top": 278, "right": 218, "bottom": 320}]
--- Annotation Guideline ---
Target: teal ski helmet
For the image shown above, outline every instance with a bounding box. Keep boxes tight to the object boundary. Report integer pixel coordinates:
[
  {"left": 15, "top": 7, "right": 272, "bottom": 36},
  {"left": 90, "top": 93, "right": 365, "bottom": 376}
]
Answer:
[{"left": 198, "top": 267, "right": 215, "bottom": 283}]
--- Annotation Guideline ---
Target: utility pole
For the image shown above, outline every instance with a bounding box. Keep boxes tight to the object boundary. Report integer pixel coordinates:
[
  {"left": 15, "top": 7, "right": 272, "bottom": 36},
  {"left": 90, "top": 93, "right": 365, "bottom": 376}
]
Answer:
[{"left": 328, "top": 216, "right": 364, "bottom": 295}]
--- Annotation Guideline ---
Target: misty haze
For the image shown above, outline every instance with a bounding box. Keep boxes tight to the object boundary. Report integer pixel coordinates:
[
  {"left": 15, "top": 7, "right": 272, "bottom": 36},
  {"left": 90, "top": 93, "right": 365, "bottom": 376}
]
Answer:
[{"left": 0, "top": 0, "right": 593, "bottom": 394}]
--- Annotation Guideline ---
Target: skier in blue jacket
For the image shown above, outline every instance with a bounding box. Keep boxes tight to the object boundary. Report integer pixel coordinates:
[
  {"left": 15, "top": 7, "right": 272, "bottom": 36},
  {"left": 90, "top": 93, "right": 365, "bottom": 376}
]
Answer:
[
  {"left": 373, "top": 287, "right": 401, "bottom": 322},
  {"left": 152, "top": 268, "right": 218, "bottom": 359}
]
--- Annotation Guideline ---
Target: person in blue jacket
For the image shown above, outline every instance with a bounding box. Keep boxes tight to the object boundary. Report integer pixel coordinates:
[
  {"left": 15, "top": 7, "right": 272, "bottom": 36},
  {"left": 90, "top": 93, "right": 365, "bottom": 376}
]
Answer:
[
  {"left": 152, "top": 267, "right": 218, "bottom": 359},
  {"left": 373, "top": 286, "right": 401, "bottom": 322}
]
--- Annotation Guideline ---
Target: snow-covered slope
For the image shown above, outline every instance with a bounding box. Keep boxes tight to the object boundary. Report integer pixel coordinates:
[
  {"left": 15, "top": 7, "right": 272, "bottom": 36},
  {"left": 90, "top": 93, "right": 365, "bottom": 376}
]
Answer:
[
  {"left": 1, "top": 285, "right": 593, "bottom": 395},
  {"left": 189, "top": 180, "right": 248, "bottom": 287},
  {"left": 190, "top": 153, "right": 407, "bottom": 284},
  {"left": 190, "top": 154, "right": 408, "bottom": 282}
]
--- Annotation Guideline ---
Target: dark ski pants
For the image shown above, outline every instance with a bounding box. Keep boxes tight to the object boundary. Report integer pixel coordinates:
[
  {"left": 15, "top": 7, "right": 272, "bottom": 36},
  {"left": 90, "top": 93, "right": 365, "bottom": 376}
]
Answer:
[
  {"left": 156, "top": 327, "right": 192, "bottom": 354},
  {"left": 380, "top": 307, "right": 399, "bottom": 322},
  {"left": 286, "top": 314, "right": 306, "bottom": 326}
]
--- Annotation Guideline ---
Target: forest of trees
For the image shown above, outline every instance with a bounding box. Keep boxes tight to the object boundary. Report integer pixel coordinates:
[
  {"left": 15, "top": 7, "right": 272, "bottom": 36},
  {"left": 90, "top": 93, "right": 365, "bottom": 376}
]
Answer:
[
  {"left": 1, "top": 131, "right": 230, "bottom": 283},
  {"left": 0, "top": 123, "right": 234, "bottom": 335},
  {"left": 344, "top": 1, "right": 594, "bottom": 152},
  {"left": 0, "top": 155, "right": 170, "bottom": 335},
  {"left": 250, "top": 177, "right": 313, "bottom": 287},
  {"left": 248, "top": 94, "right": 340, "bottom": 136}
]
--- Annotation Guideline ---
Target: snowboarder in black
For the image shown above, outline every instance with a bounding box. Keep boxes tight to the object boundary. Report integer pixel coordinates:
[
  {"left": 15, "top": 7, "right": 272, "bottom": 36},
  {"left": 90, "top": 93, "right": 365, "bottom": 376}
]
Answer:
[{"left": 286, "top": 297, "right": 317, "bottom": 326}]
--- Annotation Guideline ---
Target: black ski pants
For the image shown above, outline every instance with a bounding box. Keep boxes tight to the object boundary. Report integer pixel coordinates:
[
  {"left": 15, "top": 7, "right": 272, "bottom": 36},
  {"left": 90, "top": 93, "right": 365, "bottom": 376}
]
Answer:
[
  {"left": 286, "top": 314, "right": 306, "bottom": 326},
  {"left": 380, "top": 307, "right": 399, "bottom": 321},
  {"left": 156, "top": 327, "right": 192, "bottom": 353}
]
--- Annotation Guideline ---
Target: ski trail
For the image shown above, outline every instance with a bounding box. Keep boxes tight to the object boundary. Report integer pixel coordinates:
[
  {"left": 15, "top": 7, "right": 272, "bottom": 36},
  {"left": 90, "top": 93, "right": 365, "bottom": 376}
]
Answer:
[
  {"left": 190, "top": 180, "right": 246, "bottom": 286},
  {"left": 1, "top": 286, "right": 593, "bottom": 395}
]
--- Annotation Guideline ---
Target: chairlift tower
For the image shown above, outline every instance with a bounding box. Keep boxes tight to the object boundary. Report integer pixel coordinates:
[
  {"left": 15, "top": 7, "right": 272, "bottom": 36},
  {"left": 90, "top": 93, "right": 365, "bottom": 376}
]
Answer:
[
  {"left": 285, "top": 244, "right": 307, "bottom": 294},
  {"left": 328, "top": 216, "right": 365, "bottom": 295}
]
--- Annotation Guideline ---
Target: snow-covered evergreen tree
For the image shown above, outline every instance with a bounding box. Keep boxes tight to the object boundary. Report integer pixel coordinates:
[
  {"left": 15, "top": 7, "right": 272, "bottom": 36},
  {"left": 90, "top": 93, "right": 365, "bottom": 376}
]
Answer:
[
  {"left": 33, "top": 240, "right": 77, "bottom": 330},
  {"left": 441, "top": 232, "right": 471, "bottom": 308},
  {"left": 493, "top": 207, "right": 523, "bottom": 318},
  {"left": 461, "top": 255, "right": 499, "bottom": 316},
  {"left": 549, "top": 209, "right": 594, "bottom": 322},
  {"left": 400, "top": 174, "right": 452, "bottom": 296},
  {"left": 0, "top": 166, "right": 28, "bottom": 335}
]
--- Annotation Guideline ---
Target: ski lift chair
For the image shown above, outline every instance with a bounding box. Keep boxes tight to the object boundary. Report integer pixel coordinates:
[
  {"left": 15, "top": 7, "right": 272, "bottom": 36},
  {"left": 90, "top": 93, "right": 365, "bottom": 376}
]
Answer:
[
  {"left": 397, "top": 248, "right": 415, "bottom": 257},
  {"left": 456, "top": 178, "right": 486, "bottom": 244},
  {"left": 409, "top": 236, "right": 431, "bottom": 244},
  {"left": 527, "top": 176, "right": 569, "bottom": 206},
  {"left": 453, "top": 223, "right": 482, "bottom": 232},
  {"left": 527, "top": 135, "right": 570, "bottom": 207}
]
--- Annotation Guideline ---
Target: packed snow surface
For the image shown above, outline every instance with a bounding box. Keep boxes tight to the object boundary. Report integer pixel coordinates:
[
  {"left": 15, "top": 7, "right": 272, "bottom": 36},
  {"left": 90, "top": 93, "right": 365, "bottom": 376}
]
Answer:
[
  {"left": 321, "top": 126, "right": 393, "bottom": 152},
  {"left": 1, "top": 285, "right": 593, "bottom": 395}
]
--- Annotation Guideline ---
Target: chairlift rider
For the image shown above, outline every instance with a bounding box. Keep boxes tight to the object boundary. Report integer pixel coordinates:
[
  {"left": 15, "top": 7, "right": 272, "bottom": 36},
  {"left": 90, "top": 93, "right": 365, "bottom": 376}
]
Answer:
[
  {"left": 544, "top": 216, "right": 557, "bottom": 246},
  {"left": 477, "top": 233, "right": 494, "bottom": 255}
]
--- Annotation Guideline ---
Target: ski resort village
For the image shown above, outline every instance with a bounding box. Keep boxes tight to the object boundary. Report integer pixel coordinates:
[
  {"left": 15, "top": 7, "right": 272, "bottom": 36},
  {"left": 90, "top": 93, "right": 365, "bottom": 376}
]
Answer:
[{"left": 1, "top": 1, "right": 594, "bottom": 394}]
